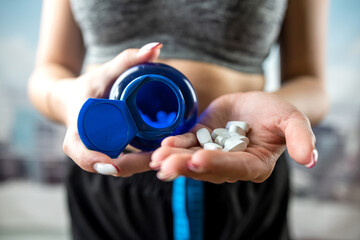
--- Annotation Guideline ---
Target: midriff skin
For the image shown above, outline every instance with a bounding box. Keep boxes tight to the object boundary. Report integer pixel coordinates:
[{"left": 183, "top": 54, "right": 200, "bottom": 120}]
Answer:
[
  {"left": 87, "top": 59, "right": 265, "bottom": 152},
  {"left": 87, "top": 59, "right": 265, "bottom": 113}
]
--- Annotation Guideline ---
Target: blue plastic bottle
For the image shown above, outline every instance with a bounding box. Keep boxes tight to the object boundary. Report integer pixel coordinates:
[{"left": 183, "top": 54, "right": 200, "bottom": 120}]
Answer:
[
  {"left": 77, "top": 62, "right": 203, "bottom": 240},
  {"left": 77, "top": 62, "right": 198, "bottom": 158}
]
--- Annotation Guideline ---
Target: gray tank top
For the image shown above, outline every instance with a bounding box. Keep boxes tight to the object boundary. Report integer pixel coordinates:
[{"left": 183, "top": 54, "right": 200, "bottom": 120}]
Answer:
[{"left": 70, "top": 0, "right": 287, "bottom": 74}]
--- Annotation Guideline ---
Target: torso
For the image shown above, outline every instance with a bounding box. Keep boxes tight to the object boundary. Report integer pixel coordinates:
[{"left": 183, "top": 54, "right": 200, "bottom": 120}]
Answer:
[
  {"left": 87, "top": 59, "right": 265, "bottom": 113},
  {"left": 75, "top": 0, "right": 283, "bottom": 111},
  {"left": 72, "top": 0, "right": 288, "bottom": 74},
  {"left": 158, "top": 59, "right": 265, "bottom": 112}
]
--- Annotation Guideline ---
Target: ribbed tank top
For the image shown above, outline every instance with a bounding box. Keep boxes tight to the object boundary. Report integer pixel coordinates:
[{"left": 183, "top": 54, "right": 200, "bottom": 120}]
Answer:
[{"left": 70, "top": 0, "right": 287, "bottom": 74}]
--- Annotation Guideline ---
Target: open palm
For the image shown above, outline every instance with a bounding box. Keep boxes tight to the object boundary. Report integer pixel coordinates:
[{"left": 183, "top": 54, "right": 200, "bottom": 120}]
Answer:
[{"left": 151, "top": 91, "right": 317, "bottom": 183}]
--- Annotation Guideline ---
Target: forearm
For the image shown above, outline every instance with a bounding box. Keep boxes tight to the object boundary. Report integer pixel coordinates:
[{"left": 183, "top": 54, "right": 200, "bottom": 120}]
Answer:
[
  {"left": 28, "top": 63, "right": 79, "bottom": 125},
  {"left": 274, "top": 76, "right": 329, "bottom": 126}
]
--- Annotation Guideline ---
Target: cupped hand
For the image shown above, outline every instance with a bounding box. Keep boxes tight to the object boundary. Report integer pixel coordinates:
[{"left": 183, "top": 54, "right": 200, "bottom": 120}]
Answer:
[
  {"left": 151, "top": 91, "right": 318, "bottom": 183},
  {"left": 62, "top": 43, "right": 162, "bottom": 176}
]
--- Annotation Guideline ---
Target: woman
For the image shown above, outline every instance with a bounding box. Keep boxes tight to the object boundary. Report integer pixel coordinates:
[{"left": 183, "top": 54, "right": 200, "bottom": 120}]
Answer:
[{"left": 28, "top": 0, "right": 329, "bottom": 239}]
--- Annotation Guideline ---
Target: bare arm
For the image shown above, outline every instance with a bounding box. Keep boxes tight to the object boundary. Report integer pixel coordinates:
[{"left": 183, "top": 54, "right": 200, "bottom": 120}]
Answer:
[
  {"left": 28, "top": 0, "right": 161, "bottom": 176},
  {"left": 276, "top": 0, "right": 330, "bottom": 125},
  {"left": 28, "top": 0, "right": 85, "bottom": 124},
  {"left": 151, "top": 0, "right": 329, "bottom": 182}
]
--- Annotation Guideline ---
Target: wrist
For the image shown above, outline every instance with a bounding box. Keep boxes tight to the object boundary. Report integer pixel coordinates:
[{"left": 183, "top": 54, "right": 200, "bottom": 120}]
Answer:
[
  {"left": 272, "top": 77, "right": 329, "bottom": 125},
  {"left": 49, "top": 77, "right": 85, "bottom": 126}
]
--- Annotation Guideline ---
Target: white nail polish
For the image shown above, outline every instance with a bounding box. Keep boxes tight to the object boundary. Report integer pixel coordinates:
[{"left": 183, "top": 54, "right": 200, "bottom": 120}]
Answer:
[
  {"left": 93, "top": 163, "right": 118, "bottom": 175},
  {"left": 305, "top": 149, "right": 318, "bottom": 168},
  {"left": 204, "top": 142, "right": 223, "bottom": 150},
  {"left": 149, "top": 161, "right": 161, "bottom": 169},
  {"left": 226, "top": 121, "right": 249, "bottom": 133},
  {"left": 196, "top": 128, "right": 213, "bottom": 146},
  {"left": 138, "top": 42, "right": 161, "bottom": 54},
  {"left": 157, "top": 171, "right": 177, "bottom": 181}
]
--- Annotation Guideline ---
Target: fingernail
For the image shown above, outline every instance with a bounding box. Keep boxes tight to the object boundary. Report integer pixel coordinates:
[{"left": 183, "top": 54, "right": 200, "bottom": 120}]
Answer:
[
  {"left": 227, "top": 180, "right": 237, "bottom": 183},
  {"left": 138, "top": 42, "right": 162, "bottom": 54},
  {"left": 306, "top": 149, "right": 318, "bottom": 169},
  {"left": 157, "top": 171, "right": 177, "bottom": 181},
  {"left": 187, "top": 161, "right": 204, "bottom": 173},
  {"left": 93, "top": 163, "right": 119, "bottom": 175},
  {"left": 149, "top": 161, "right": 161, "bottom": 170}
]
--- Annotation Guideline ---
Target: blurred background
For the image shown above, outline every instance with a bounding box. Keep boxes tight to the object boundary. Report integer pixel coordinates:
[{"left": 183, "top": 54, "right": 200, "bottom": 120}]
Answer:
[{"left": 0, "top": 0, "right": 359, "bottom": 239}]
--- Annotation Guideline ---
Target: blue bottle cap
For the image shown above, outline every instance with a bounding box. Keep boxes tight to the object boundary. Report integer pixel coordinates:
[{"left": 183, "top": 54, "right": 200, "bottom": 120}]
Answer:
[
  {"left": 77, "top": 98, "right": 138, "bottom": 159},
  {"left": 77, "top": 63, "right": 198, "bottom": 158}
]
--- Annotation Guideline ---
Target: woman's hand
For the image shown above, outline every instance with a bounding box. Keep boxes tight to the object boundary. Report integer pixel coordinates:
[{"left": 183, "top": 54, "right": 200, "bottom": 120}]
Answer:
[
  {"left": 62, "top": 43, "right": 162, "bottom": 176},
  {"left": 151, "top": 91, "right": 318, "bottom": 183}
]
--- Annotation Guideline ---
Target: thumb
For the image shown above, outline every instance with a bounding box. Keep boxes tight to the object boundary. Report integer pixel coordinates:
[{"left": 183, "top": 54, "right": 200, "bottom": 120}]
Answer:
[
  {"left": 283, "top": 112, "right": 318, "bottom": 168},
  {"left": 137, "top": 42, "right": 162, "bottom": 62},
  {"left": 103, "top": 42, "right": 163, "bottom": 80}
]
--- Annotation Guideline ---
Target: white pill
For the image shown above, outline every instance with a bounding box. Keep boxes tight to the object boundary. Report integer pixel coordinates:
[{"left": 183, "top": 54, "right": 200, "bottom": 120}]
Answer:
[
  {"left": 93, "top": 163, "right": 118, "bottom": 175},
  {"left": 228, "top": 125, "right": 246, "bottom": 136},
  {"left": 211, "top": 128, "right": 230, "bottom": 140},
  {"left": 227, "top": 135, "right": 249, "bottom": 144},
  {"left": 215, "top": 135, "right": 229, "bottom": 146},
  {"left": 223, "top": 139, "right": 247, "bottom": 152},
  {"left": 226, "top": 121, "right": 249, "bottom": 133},
  {"left": 196, "top": 128, "right": 213, "bottom": 146},
  {"left": 203, "top": 142, "right": 223, "bottom": 150}
]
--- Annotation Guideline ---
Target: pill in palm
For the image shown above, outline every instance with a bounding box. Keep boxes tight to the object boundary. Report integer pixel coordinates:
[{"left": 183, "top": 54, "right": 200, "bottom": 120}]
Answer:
[
  {"left": 223, "top": 138, "right": 247, "bottom": 152},
  {"left": 228, "top": 124, "right": 246, "bottom": 136},
  {"left": 196, "top": 128, "right": 213, "bottom": 146},
  {"left": 226, "top": 135, "right": 249, "bottom": 144},
  {"left": 197, "top": 121, "right": 250, "bottom": 152},
  {"left": 215, "top": 135, "right": 229, "bottom": 146},
  {"left": 203, "top": 142, "right": 223, "bottom": 150},
  {"left": 226, "top": 121, "right": 249, "bottom": 133},
  {"left": 211, "top": 128, "right": 230, "bottom": 140}
]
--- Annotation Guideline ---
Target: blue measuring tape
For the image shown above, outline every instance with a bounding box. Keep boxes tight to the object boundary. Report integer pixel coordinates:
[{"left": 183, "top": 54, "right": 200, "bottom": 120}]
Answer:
[{"left": 172, "top": 177, "right": 204, "bottom": 240}]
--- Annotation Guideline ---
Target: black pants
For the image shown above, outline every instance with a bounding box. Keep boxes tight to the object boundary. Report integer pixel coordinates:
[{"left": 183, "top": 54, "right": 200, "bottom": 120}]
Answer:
[{"left": 66, "top": 154, "right": 290, "bottom": 240}]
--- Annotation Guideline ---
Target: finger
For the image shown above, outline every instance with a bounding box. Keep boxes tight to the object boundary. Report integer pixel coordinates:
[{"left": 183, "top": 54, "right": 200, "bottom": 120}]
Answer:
[
  {"left": 64, "top": 127, "right": 153, "bottom": 176},
  {"left": 161, "top": 123, "right": 209, "bottom": 148},
  {"left": 157, "top": 153, "right": 193, "bottom": 181},
  {"left": 161, "top": 133, "right": 199, "bottom": 148},
  {"left": 282, "top": 112, "right": 317, "bottom": 167},
  {"left": 101, "top": 42, "right": 163, "bottom": 81},
  {"left": 157, "top": 149, "right": 268, "bottom": 183},
  {"left": 151, "top": 147, "right": 196, "bottom": 169},
  {"left": 63, "top": 127, "right": 117, "bottom": 174},
  {"left": 155, "top": 147, "right": 268, "bottom": 183},
  {"left": 113, "top": 152, "right": 152, "bottom": 177},
  {"left": 137, "top": 42, "right": 162, "bottom": 62},
  {"left": 187, "top": 149, "right": 272, "bottom": 183}
]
